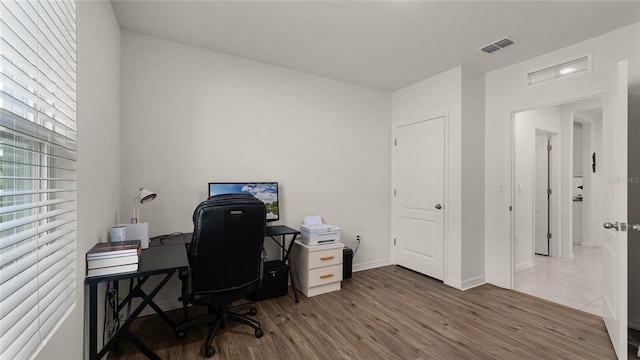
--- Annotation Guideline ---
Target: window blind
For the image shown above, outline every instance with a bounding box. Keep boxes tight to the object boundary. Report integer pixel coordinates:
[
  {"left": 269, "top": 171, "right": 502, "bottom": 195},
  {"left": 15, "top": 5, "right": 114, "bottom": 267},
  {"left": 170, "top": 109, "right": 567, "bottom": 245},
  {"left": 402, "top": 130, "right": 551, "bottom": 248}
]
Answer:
[{"left": 0, "top": 1, "right": 77, "bottom": 359}]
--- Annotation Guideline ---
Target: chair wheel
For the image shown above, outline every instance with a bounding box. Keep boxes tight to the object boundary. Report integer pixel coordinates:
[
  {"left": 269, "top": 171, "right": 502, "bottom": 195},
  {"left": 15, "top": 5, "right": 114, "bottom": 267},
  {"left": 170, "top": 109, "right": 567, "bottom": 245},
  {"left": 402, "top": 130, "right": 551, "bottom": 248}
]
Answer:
[
  {"left": 176, "top": 331, "right": 186, "bottom": 340},
  {"left": 249, "top": 307, "right": 258, "bottom": 316},
  {"left": 255, "top": 328, "right": 263, "bottom": 338},
  {"left": 205, "top": 346, "right": 215, "bottom": 358}
]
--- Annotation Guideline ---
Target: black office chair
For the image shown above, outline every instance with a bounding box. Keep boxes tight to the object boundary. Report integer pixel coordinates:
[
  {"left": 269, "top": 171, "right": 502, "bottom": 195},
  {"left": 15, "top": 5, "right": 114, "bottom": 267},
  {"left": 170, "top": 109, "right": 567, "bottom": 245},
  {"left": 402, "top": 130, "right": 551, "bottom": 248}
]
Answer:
[{"left": 177, "top": 194, "right": 266, "bottom": 358}]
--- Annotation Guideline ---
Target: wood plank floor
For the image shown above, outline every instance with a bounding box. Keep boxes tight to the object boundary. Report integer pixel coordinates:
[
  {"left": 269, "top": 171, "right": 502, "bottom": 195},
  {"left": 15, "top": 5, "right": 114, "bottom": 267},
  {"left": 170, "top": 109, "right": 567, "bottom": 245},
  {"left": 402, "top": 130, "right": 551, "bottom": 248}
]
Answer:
[{"left": 107, "top": 265, "right": 616, "bottom": 359}]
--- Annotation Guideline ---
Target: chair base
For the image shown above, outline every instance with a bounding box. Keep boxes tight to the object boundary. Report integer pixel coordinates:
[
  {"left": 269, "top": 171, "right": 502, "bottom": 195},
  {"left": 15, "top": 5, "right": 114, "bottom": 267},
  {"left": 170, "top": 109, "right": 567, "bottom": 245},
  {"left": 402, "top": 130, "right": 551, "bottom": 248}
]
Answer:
[{"left": 176, "top": 303, "right": 262, "bottom": 358}]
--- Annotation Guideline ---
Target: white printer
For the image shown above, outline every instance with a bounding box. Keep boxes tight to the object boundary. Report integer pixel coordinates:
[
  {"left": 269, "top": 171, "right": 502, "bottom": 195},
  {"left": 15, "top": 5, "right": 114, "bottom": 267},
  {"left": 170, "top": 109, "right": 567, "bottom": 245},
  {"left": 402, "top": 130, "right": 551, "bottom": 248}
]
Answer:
[{"left": 300, "top": 215, "right": 341, "bottom": 245}]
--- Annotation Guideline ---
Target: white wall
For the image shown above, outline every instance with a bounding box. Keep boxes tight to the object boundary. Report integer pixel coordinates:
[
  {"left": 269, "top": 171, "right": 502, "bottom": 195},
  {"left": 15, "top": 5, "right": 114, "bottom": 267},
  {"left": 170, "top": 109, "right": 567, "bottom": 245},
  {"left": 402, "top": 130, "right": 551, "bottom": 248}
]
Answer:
[
  {"left": 36, "top": 1, "right": 122, "bottom": 359},
  {"left": 391, "top": 66, "right": 485, "bottom": 290},
  {"left": 460, "top": 67, "right": 485, "bottom": 285},
  {"left": 573, "top": 108, "right": 604, "bottom": 248},
  {"left": 485, "top": 23, "right": 640, "bottom": 288},
  {"left": 588, "top": 115, "right": 603, "bottom": 248},
  {"left": 119, "top": 31, "right": 391, "bottom": 307},
  {"left": 573, "top": 122, "right": 583, "bottom": 176}
]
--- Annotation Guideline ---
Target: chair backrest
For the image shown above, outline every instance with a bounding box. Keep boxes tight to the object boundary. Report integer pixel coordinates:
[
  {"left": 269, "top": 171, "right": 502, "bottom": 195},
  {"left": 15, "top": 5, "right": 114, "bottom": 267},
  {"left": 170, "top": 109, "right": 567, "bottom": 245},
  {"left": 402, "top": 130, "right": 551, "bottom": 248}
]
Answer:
[{"left": 189, "top": 194, "right": 266, "bottom": 298}]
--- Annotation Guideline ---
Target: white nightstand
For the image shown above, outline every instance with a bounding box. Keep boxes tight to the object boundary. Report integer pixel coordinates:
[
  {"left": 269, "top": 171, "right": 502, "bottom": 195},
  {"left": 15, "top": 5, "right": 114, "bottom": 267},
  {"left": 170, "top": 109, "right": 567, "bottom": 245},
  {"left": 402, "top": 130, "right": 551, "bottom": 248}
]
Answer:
[{"left": 291, "top": 240, "right": 343, "bottom": 297}]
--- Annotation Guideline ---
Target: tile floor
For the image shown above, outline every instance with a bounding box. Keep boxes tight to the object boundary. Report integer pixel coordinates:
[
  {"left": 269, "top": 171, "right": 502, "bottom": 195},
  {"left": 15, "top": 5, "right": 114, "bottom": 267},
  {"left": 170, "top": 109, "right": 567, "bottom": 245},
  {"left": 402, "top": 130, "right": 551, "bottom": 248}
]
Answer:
[{"left": 514, "top": 245, "right": 602, "bottom": 317}]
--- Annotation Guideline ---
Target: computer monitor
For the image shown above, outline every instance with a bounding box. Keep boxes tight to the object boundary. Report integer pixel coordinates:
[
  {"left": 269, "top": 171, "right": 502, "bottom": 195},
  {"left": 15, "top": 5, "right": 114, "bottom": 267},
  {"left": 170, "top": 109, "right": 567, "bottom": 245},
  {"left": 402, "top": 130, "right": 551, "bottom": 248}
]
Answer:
[{"left": 208, "top": 182, "right": 279, "bottom": 222}]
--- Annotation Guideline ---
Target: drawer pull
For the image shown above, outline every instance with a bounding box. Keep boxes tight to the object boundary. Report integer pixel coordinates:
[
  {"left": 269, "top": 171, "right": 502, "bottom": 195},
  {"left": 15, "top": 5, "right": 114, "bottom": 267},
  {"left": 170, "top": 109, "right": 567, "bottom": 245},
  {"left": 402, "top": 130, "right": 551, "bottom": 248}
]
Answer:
[
  {"left": 320, "top": 256, "right": 335, "bottom": 261},
  {"left": 320, "top": 273, "right": 334, "bottom": 279}
]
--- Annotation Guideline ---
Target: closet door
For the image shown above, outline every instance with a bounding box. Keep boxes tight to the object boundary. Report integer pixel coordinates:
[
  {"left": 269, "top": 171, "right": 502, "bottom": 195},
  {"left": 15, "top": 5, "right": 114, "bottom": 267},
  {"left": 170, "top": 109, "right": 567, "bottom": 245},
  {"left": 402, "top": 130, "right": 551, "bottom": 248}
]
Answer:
[{"left": 393, "top": 117, "right": 445, "bottom": 280}]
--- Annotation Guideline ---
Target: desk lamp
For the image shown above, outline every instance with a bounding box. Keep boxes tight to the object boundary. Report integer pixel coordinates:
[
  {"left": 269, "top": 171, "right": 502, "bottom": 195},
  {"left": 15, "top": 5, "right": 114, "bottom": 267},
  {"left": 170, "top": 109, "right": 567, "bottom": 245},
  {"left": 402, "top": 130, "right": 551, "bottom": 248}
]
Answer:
[
  {"left": 132, "top": 187, "right": 157, "bottom": 224},
  {"left": 121, "top": 187, "right": 157, "bottom": 249}
]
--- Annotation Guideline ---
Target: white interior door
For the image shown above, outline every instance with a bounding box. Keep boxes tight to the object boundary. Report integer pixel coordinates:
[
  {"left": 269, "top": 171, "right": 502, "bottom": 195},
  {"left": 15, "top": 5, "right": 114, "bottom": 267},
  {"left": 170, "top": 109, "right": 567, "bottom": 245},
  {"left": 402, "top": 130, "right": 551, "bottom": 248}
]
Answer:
[
  {"left": 393, "top": 117, "right": 445, "bottom": 280},
  {"left": 602, "top": 60, "right": 628, "bottom": 359},
  {"left": 535, "top": 135, "right": 550, "bottom": 256}
]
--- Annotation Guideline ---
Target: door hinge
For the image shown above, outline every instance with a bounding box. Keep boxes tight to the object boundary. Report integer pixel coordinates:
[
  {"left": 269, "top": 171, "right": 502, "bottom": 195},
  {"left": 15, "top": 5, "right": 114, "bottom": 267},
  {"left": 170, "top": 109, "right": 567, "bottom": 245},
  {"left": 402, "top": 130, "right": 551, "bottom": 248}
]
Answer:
[
  {"left": 394, "top": 139, "right": 397, "bottom": 146},
  {"left": 509, "top": 206, "right": 512, "bottom": 211},
  {"left": 394, "top": 189, "right": 397, "bottom": 196},
  {"left": 393, "top": 238, "right": 396, "bottom": 245},
  {"left": 547, "top": 188, "right": 552, "bottom": 196},
  {"left": 547, "top": 144, "right": 552, "bottom": 151},
  {"left": 547, "top": 232, "right": 552, "bottom": 239}
]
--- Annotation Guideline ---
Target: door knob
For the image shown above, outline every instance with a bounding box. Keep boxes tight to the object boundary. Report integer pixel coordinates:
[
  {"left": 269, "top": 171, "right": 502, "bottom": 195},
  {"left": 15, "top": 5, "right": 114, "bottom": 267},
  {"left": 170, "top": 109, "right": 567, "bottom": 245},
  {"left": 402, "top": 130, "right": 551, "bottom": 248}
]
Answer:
[
  {"left": 435, "top": 204, "right": 442, "bottom": 210},
  {"left": 604, "top": 222, "right": 619, "bottom": 231},
  {"left": 631, "top": 224, "right": 640, "bottom": 232}
]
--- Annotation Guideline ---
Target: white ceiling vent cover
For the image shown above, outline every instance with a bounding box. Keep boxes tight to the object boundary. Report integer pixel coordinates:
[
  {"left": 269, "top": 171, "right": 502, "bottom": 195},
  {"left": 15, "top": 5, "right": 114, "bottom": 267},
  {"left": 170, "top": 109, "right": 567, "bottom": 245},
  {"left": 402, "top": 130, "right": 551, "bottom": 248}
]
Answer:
[
  {"left": 527, "top": 56, "right": 590, "bottom": 86},
  {"left": 480, "top": 37, "right": 516, "bottom": 54}
]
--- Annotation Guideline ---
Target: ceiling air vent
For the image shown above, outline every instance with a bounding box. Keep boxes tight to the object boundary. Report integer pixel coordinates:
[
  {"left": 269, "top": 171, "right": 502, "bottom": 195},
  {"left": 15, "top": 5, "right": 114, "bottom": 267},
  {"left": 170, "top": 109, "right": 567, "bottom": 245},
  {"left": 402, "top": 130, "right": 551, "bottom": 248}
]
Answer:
[
  {"left": 480, "top": 37, "right": 516, "bottom": 54},
  {"left": 527, "top": 56, "right": 590, "bottom": 86}
]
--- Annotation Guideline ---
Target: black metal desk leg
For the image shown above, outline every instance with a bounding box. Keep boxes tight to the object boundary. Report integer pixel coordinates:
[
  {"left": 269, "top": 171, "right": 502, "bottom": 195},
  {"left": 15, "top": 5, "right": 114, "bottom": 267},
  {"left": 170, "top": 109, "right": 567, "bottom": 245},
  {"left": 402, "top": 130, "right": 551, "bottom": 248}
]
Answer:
[
  {"left": 89, "top": 283, "right": 98, "bottom": 360},
  {"left": 127, "top": 332, "right": 161, "bottom": 360},
  {"left": 179, "top": 270, "right": 189, "bottom": 322},
  {"left": 286, "top": 234, "right": 300, "bottom": 303}
]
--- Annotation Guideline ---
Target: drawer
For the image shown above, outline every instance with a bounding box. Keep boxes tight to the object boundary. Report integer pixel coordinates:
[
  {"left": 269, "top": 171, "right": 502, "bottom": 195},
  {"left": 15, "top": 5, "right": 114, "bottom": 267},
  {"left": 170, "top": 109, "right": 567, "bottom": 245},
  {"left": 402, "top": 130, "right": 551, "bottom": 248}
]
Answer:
[
  {"left": 306, "top": 282, "right": 341, "bottom": 297},
  {"left": 308, "top": 264, "right": 343, "bottom": 287},
  {"left": 308, "top": 247, "right": 343, "bottom": 269}
]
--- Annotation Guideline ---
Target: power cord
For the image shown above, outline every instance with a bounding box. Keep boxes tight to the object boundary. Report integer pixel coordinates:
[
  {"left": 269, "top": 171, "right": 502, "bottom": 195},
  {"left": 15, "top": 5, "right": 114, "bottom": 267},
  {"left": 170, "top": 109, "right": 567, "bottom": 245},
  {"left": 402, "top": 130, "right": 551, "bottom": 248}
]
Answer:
[
  {"left": 353, "top": 235, "right": 361, "bottom": 255},
  {"left": 156, "top": 232, "right": 185, "bottom": 244},
  {"left": 103, "top": 286, "right": 125, "bottom": 343}
]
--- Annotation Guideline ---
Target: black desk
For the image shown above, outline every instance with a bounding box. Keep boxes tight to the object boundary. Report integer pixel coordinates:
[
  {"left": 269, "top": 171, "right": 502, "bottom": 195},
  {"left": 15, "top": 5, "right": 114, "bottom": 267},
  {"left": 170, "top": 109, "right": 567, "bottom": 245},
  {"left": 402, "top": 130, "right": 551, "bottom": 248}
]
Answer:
[
  {"left": 86, "top": 243, "right": 189, "bottom": 360},
  {"left": 150, "top": 227, "right": 302, "bottom": 303},
  {"left": 265, "top": 225, "right": 301, "bottom": 303}
]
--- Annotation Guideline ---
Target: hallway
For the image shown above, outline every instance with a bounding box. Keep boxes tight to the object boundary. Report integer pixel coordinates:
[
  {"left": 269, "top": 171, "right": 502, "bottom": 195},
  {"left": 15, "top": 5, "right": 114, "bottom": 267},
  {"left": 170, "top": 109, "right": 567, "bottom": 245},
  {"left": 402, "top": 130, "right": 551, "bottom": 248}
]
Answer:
[{"left": 514, "top": 245, "right": 602, "bottom": 316}]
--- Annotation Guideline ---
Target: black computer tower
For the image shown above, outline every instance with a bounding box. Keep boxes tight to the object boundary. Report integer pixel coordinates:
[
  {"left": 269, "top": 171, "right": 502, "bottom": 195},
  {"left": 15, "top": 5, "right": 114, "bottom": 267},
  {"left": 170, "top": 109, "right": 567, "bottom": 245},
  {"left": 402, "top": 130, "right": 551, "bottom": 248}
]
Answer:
[
  {"left": 343, "top": 247, "right": 353, "bottom": 280},
  {"left": 251, "top": 260, "right": 289, "bottom": 301}
]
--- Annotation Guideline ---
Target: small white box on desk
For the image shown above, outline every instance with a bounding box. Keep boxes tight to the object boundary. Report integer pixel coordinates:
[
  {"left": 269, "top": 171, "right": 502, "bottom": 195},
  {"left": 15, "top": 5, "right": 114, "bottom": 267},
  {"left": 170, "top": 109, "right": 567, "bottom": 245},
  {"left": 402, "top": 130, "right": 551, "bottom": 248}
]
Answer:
[
  {"left": 118, "top": 223, "right": 150, "bottom": 249},
  {"left": 299, "top": 215, "right": 341, "bottom": 245}
]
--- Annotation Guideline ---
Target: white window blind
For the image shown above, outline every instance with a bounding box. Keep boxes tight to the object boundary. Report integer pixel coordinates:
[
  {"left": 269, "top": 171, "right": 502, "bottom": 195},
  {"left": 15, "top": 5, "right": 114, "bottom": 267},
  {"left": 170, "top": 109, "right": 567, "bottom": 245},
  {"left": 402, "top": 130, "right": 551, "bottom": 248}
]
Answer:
[{"left": 0, "top": 1, "right": 77, "bottom": 359}]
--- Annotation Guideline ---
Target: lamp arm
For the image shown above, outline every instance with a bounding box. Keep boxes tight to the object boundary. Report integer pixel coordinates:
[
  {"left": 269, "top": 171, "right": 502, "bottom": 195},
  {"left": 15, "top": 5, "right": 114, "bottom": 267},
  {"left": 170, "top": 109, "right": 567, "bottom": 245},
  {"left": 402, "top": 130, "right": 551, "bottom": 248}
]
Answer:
[{"left": 132, "top": 194, "right": 141, "bottom": 223}]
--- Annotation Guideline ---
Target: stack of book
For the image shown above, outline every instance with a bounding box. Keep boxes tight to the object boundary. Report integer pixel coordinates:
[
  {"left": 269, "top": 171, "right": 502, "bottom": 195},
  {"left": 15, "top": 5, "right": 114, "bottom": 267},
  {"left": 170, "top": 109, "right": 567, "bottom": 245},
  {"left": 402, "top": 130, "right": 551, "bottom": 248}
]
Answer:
[{"left": 86, "top": 240, "right": 142, "bottom": 277}]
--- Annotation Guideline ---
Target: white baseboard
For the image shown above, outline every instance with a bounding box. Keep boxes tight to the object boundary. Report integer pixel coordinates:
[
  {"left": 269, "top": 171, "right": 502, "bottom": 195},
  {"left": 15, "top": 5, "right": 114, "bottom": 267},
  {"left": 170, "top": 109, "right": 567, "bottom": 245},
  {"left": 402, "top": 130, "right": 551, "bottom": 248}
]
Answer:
[
  {"left": 485, "top": 276, "right": 510, "bottom": 290},
  {"left": 353, "top": 258, "right": 391, "bottom": 272},
  {"left": 461, "top": 275, "right": 486, "bottom": 290},
  {"left": 515, "top": 260, "right": 534, "bottom": 272},
  {"left": 444, "top": 279, "right": 462, "bottom": 290}
]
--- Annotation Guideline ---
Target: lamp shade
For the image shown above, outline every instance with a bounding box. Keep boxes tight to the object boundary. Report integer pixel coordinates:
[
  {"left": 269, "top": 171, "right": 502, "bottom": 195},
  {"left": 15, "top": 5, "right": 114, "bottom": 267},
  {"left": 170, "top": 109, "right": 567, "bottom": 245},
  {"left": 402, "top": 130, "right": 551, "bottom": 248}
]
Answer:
[{"left": 137, "top": 188, "right": 157, "bottom": 204}]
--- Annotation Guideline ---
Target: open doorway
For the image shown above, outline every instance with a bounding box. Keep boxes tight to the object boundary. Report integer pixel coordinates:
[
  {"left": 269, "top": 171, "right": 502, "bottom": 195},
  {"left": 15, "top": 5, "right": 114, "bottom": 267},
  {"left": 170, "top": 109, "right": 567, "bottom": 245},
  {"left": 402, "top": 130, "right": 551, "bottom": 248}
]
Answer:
[{"left": 512, "top": 96, "right": 604, "bottom": 316}]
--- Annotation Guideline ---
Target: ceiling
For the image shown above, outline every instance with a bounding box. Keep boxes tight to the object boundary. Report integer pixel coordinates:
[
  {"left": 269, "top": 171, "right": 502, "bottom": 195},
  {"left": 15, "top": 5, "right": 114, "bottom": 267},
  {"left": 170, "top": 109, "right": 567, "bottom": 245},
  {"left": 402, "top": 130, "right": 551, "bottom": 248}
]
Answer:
[{"left": 111, "top": 1, "right": 640, "bottom": 91}]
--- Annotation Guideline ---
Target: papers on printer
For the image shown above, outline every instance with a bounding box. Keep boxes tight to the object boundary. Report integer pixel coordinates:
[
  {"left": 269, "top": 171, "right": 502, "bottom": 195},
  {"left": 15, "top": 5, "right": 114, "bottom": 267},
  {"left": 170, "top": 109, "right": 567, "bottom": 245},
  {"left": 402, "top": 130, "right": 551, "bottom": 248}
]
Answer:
[{"left": 300, "top": 215, "right": 341, "bottom": 245}]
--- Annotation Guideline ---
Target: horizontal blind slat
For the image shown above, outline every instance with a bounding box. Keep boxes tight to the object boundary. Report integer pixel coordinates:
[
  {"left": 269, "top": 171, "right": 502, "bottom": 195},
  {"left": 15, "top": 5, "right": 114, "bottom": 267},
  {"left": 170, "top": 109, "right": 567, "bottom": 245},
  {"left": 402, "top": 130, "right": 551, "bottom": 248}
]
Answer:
[
  {"left": 0, "top": 235, "right": 37, "bottom": 266},
  {"left": 0, "top": 312, "right": 40, "bottom": 360},
  {"left": 0, "top": 251, "right": 37, "bottom": 286},
  {"left": 0, "top": 188, "right": 75, "bottom": 198},
  {"left": 0, "top": 267, "right": 38, "bottom": 308},
  {"left": 0, "top": 290, "right": 38, "bottom": 341},
  {"left": 36, "top": 219, "right": 74, "bottom": 241},
  {"left": 1, "top": 130, "right": 79, "bottom": 163},
  {"left": 1, "top": 208, "right": 72, "bottom": 232},
  {"left": 0, "top": 198, "right": 71, "bottom": 215},
  {"left": 0, "top": 228, "right": 37, "bottom": 253},
  {"left": 1, "top": 208, "right": 74, "bottom": 232},
  {"left": 38, "top": 239, "right": 73, "bottom": 270}
]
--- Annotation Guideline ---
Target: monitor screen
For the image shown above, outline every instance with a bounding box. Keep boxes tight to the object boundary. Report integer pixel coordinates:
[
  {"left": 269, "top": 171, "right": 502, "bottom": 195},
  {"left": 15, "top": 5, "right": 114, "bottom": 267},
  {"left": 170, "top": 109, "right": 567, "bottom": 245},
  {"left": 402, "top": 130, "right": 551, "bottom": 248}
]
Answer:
[{"left": 208, "top": 182, "right": 279, "bottom": 222}]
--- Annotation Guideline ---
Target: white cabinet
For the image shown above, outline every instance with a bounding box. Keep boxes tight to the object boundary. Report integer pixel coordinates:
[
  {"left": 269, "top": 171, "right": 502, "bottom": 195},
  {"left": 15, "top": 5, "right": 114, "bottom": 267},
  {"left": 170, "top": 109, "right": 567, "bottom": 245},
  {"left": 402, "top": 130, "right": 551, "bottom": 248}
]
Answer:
[{"left": 292, "top": 240, "right": 343, "bottom": 297}]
